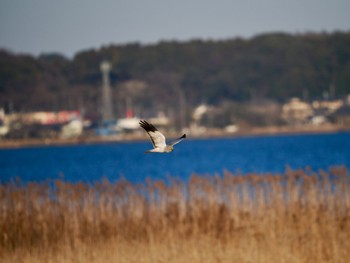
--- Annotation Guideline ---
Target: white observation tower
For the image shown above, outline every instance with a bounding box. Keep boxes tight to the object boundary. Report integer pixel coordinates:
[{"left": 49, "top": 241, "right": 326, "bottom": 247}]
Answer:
[{"left": 100, "top": 61, "right": 114, "bottom": 121}]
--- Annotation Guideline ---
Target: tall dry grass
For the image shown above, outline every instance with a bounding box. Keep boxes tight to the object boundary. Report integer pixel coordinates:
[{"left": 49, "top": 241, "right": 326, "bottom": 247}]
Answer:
[{"left": 1, "top": 167, "right": 350, "bottom": 263}]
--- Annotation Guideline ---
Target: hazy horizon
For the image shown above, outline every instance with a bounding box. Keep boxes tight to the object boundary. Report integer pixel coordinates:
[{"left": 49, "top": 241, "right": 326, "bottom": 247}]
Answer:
[{"left": 1, "top": 0, "right": 350, "bottom": 58}]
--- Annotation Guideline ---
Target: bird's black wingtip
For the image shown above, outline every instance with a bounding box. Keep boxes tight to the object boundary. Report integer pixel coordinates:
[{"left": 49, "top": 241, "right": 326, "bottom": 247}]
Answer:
[
  {"left": 181, "top": 134, "right": 186, "bottom": 139},
  {"left": 139, "top": 120, "right": 157, "bottom": 132}
]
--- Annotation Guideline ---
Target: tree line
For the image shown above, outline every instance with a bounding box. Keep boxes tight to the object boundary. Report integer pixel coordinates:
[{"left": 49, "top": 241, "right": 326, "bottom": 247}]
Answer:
[{"left": 1, "top": 31, "right": 350, "bottom": 119}]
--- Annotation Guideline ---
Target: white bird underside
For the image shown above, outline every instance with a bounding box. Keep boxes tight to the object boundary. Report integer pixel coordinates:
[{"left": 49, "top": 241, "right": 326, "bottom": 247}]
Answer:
[{"left": 139, "top": 120, "right": 186, "bottom": 153}]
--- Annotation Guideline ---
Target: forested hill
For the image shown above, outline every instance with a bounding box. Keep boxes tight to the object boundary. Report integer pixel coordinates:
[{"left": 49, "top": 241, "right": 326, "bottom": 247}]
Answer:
[{"left": 1, "top": 32, "right": 350, "bottom": 114}]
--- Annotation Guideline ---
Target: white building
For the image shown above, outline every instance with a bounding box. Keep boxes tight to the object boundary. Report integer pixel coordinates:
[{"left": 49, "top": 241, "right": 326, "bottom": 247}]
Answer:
[{"left": 282, "top": 98, "right": 313, "bottom": 125}]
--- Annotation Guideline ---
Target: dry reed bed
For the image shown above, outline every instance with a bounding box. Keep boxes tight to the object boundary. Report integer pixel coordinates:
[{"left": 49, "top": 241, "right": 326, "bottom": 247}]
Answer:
[{"left": 1, "top": 167, "right": 350, "bottom": 262}]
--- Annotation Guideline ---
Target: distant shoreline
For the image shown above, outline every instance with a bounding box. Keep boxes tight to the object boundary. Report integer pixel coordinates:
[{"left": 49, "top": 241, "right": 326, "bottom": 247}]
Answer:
[{"left": 0, "top": 124, "right": 348, "bottom": 149}]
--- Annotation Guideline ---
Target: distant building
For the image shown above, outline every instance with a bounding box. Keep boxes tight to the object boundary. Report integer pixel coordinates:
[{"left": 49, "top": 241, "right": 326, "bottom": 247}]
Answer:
[
  {"left": 192, "top": 104, "right": 210, "bottom": 121},
  {"left": 331, "top": 105, "right": 350, "bottom": 127},
  {"left": 282, "top": 98, "right": 313, "bottom": 125},
  {"left": 312, "top": 99, "right": 343, "bottom": 115},
  {"left": 6, "top": 111, "right": 81, "bottom": 125},
  {"left": 148, "top": 112, "right": 170, "bottom": 127},
  {"left": 61, "top": 118, "right": 83, "bottom": 138},
  {"left": 116, "top": 117, "right": 140, "bottom": 131},
  {"left": 191, "top": 104, "right": 214, "bottom": 135},
  {"left": 4, "top": 111, "right": 83, "bottom": 138},
  {"left": 0, "top": 108, "right": 9, "bottom": 136}
]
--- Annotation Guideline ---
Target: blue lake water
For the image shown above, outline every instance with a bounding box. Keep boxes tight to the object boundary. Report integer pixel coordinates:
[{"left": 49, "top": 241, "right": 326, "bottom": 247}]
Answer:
[{"left": 1, "top": 132, "right": 350, "bottom": 184}]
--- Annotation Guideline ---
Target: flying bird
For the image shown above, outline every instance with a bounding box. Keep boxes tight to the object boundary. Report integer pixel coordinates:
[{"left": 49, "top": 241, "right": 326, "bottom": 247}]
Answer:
[{"left": 139, "top": 120, "right": 186, "bottom": 153}]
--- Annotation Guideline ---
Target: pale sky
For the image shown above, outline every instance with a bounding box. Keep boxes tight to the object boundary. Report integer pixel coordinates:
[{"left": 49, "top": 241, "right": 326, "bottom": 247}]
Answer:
[{"left": 0, "top": 0, "right": 349, "bottom": 58}]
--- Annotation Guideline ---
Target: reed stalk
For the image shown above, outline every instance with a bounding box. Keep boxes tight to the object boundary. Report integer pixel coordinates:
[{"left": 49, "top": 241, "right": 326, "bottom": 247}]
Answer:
[{"left": 1, "top": 167, "right": 349, "bottom": 262}]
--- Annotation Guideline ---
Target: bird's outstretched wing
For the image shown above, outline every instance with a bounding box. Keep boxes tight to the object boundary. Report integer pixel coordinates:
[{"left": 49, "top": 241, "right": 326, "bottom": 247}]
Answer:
[
  {"left": 139, "top": 120, "right": 166, "bottom": 148},
  {"left": 170, "top": 134, "right": 186, "bottom": 146}
]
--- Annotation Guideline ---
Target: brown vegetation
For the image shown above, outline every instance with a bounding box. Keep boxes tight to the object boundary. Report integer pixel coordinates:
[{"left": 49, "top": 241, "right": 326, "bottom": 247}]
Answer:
[{"left": 1, "top": 167, "right": 350, "bottom": 262}]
